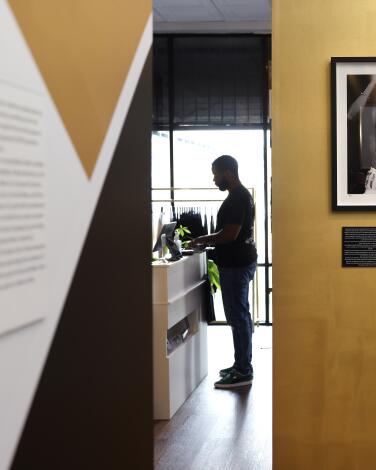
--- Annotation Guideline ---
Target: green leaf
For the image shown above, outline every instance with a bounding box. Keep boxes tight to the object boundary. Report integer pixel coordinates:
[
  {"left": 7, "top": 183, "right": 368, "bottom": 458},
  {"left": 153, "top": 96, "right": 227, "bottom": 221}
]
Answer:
[
  {"left": 177, "top": 225, "right": 191, "bottom": 239},
  {"left": 207, "top": 259, "right": 221, "bottom": 292}
]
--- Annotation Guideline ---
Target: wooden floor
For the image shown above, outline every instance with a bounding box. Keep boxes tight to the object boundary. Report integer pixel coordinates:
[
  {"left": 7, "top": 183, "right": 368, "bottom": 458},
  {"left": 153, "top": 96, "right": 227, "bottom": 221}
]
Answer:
[{"left": 154, "top": 326, "right": 272, "bottom": 470}]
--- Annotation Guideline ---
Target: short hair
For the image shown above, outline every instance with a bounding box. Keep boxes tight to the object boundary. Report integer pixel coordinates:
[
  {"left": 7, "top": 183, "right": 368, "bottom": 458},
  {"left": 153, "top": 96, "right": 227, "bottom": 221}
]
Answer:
[{"left": 212, "top": 155, "right": 238, "bottom": 175}]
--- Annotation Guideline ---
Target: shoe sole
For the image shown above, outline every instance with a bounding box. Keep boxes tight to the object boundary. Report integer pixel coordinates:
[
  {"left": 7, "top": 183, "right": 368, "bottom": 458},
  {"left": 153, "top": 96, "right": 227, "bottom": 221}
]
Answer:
[{"left": 214, "top": 379, "right": 253, "bottom": 389}]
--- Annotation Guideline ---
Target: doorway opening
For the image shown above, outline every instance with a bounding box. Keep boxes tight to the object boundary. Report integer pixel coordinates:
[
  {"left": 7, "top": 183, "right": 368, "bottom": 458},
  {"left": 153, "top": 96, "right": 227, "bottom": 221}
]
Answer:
[{"left": 151, "top": 32, "right": 272, "bottom": 470}]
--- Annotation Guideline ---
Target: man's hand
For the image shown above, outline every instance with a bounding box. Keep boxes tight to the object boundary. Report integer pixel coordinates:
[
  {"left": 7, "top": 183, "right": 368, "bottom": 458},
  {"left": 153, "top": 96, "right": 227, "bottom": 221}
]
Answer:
[
  {"left": 189, "top": 237, "right": 206, "bottom": 248},
  {"left": 188, "top": 225, "right": 241, "bottom": 248}
]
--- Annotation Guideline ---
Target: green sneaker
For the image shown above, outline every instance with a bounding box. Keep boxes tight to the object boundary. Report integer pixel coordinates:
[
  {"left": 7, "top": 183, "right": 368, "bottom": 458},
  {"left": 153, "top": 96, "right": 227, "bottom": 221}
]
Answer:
[
  {"left": 219, "top": 365, "right": 253, "bottom": 378},
  {"left": 219, "top": 366, "right": 235, "bottom": 377},
  {"left": 214, "top": 370, "right": 253, "bottom": 389}
]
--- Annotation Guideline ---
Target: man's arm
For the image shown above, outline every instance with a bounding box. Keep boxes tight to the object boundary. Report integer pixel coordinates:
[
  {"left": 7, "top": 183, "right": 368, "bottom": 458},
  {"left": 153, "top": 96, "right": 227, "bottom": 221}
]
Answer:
[{"left": 190, "top": 224, "right": 241, "bottom": 247}]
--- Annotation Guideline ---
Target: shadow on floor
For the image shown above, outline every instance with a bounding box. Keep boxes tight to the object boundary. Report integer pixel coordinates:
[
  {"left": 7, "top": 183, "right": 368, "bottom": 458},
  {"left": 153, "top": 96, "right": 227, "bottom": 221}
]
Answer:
[{"left": 154, "top": 326, "right": 272, "bottom": 470}]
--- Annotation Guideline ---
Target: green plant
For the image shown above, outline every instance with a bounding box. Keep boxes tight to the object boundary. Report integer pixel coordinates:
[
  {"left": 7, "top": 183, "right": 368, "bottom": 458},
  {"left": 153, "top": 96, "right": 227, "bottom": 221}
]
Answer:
[
  {"left": 207, "top": 259, "right": 220, "bottom": 294},
  {"left": 176, "top": 225, "right": 191, "bottom": 238},
  {"left": 176, "top": 225, "right": 192, "bottom": 248}
]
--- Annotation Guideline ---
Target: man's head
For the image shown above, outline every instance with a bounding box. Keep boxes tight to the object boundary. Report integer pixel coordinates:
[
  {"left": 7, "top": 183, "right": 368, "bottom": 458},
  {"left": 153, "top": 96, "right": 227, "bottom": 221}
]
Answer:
[{"left": 212, "top": 155, "right": 239, "bottom": 191}]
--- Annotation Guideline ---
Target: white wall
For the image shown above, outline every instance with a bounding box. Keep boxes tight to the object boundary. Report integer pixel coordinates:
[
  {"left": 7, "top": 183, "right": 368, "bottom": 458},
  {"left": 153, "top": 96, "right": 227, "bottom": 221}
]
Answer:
[{"left": 0, "top": 3, "right": 152, "bottom": 467}]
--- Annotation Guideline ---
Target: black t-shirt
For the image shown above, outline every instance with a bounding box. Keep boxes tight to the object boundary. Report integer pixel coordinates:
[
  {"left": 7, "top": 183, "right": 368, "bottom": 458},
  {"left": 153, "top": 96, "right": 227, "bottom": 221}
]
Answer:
[{"left": 215, "top": 185, "right": 257, "bottom": 268}]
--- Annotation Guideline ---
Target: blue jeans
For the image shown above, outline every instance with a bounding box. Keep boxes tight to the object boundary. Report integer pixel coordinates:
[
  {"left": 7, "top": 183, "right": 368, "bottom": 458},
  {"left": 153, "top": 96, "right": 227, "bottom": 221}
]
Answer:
[{"left": 219, "top": 262, "right": 257, "bottom": 375}]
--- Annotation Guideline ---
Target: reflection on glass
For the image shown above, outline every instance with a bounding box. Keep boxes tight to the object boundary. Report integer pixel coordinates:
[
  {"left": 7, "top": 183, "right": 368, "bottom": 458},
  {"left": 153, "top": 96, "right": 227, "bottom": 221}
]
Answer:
[
  {"left": 152, "top": 190, "right": 171, "bottom": 202},
  {"left": 151, "top": 128, "right": 272, "bottom": 324},
  {"left": 213, "top": 274, "right": 257, "bottom": 323},
  {"left": 172, "top": 129, "right": 269, "bottom": 323},
  {"left": 255, "top": 266, "right": 266, "bottom": 323},
  {"left": 173, "top": 130, "right": 266, "bottom": 264},
  {"left": 152, "top": 131, "right": 170, "bottom": 189},
  {"left": 151, "top": 200, "right": 173, "bottom": 254},
  {"left": 269, "top": 293, "right": 273, "bottom": 324},
  {"left": 267, "top": 130, "right": 272, "bottom": 263}
]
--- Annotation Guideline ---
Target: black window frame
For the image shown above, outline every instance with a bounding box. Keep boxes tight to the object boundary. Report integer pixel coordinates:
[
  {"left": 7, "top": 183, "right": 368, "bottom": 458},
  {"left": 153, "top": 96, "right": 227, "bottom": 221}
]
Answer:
[{"left": 153, "top": 33, "right": 272, "bottom": 326}]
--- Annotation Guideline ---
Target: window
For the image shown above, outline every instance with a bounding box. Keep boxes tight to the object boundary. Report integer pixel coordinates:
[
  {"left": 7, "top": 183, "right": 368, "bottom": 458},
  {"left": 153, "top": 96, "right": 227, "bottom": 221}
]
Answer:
[{"left": 152, "top": 34, "right": 272, "bottom": 324}]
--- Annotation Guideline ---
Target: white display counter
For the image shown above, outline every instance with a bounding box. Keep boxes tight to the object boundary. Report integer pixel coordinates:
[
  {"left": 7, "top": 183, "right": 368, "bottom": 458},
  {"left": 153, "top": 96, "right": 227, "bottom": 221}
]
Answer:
[{"left": 152, "top": 252, "right": 208, "bottom": 420}]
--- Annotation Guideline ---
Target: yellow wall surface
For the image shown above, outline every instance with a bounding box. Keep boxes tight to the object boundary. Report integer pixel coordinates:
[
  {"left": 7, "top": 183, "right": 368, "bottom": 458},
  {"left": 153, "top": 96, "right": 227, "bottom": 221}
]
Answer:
[{"left": 273, "top": 1, "right": 376, "bottom": 468}]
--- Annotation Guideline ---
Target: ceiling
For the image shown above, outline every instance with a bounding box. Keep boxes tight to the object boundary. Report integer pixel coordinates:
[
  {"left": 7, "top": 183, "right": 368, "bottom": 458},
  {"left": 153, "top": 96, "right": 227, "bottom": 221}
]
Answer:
[{"left": 153, "top": 0, "right": 272, "bottom": 33}]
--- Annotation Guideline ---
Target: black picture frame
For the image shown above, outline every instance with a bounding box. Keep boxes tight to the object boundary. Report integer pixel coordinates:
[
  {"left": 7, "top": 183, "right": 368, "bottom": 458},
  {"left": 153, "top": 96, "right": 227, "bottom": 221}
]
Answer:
[{"left": 331, "top": 57, "right": 376, "bottom": 211}]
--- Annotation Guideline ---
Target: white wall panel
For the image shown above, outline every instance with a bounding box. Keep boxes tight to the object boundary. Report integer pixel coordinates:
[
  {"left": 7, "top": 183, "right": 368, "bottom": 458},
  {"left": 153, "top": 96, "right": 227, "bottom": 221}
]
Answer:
[{"left": 0, "top": 1, "right": 152, "bottom": 467}]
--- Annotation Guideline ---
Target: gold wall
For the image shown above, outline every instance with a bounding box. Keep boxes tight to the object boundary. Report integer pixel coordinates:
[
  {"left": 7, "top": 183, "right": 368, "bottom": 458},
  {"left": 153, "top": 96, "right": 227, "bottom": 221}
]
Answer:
[{"left": 273, "top": 1, "right": 376, "bottom": 468}]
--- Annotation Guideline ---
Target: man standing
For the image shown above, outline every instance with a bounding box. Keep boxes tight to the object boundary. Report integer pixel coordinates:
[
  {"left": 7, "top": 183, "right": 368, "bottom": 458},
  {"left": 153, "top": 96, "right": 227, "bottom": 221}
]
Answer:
[{"left": 190, "top": 155, "right": 257, "bottom": 389}]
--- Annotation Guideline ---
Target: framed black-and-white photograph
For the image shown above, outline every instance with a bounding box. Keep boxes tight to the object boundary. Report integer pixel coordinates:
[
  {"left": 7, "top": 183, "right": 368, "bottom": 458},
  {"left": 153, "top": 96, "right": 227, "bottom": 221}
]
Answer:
[{"left": 332, "top": 57, "right": 376, "bottom": 211}]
